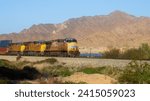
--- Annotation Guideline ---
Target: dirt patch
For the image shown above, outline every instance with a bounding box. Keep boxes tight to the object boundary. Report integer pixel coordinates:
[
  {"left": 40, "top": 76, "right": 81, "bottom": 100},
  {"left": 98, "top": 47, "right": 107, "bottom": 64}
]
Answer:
[{"left": 60, "top": 72, "right": 117, "bottom": 84}]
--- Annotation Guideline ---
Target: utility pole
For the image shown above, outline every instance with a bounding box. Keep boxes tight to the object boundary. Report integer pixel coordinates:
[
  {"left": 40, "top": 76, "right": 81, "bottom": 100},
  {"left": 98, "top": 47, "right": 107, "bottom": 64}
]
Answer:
[{"left": 89, "top": 48, "right": 92, "bottom": 58}]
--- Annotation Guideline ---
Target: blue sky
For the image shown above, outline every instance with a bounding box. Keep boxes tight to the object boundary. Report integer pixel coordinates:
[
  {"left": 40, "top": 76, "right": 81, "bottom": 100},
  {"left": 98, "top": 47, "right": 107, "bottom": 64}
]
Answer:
[{"left": 0, "top": 0, "right": 149, "bottom": 34}]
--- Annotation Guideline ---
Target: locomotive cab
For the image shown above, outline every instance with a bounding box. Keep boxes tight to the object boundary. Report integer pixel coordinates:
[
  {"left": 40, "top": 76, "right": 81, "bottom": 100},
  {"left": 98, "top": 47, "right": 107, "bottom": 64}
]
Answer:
[{"left": 65, "top": 38, "right": 80, "bottom": 57}]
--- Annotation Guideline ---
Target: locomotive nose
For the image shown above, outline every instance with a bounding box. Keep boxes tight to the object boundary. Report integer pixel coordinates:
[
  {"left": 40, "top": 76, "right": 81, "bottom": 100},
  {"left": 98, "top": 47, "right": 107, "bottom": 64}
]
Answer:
[{"left": 69, "top": 46, "right": 78, "bottom": 51}]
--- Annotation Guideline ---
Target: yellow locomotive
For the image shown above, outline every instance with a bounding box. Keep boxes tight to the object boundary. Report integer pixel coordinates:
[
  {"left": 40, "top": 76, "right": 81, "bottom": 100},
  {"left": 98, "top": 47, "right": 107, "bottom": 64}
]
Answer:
[
  {"left": 65, "top": 38, "right": 79, "bottom": 57},
  {"left": 7, "top": 38, "right": 80, "bottom": 57},
  {"left": 8, "top": 43, "right": 25, "bottom": 55}
]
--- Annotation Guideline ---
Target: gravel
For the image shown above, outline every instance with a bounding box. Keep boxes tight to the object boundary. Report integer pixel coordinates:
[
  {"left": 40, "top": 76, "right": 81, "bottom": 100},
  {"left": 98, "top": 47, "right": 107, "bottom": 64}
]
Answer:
[{"left": 0, "top": 55, "right": 150, "bottom": 68}]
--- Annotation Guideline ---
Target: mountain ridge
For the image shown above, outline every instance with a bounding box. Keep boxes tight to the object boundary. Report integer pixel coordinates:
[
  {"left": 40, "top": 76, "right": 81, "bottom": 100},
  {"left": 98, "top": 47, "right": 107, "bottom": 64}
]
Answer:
[{"left": 0, "top": 11, "right": 150, "bottom": 52}]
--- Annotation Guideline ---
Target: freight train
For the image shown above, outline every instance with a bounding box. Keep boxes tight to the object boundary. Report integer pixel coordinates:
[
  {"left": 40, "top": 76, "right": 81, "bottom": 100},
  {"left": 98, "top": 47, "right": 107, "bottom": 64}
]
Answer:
[{"left": 0, "top": 38, "right": 80, "bottom": 57}]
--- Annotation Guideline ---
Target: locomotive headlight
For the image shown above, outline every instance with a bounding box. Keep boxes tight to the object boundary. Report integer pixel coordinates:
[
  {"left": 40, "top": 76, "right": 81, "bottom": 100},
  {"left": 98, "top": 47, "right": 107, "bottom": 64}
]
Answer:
[
  {"left": 69, "top": 46, "right": 77, "bottom": 49},
  {"left": 69, "top": 46, "right": 78, "bottom": 51}
]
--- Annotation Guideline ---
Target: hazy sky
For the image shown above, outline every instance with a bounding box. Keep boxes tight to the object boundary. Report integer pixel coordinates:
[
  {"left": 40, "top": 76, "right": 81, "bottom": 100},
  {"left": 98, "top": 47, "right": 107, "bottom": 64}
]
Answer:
[{"left": 0, "top": 0, "right": 149, "bottom": 34}]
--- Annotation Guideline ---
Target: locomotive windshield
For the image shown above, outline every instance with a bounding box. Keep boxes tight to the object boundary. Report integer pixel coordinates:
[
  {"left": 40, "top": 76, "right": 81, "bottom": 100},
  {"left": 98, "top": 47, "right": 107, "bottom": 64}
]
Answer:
[{"left": 65, "top": 38, "right": 77, "bottom": 42}]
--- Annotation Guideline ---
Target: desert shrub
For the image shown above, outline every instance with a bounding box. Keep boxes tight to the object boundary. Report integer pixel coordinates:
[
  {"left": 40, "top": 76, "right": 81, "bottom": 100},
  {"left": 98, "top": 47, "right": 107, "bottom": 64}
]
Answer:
[
  {"left": 22, "top": 66, "right": 41, "bottom": 80},
  {"left": 0, "top": 59, "right": 15, "bottom": 68},
  {"left": 20, "top": 81, "right": 32, "bottom": 84},
  {"left": 102, "top": 67, "right": 121, "bottom": 76},
  {"left": 54, "top": 80, "right": 87, "bottom": 84},
  {"left": 79, "top": 67, "right": 106, "bottom": 74},
  {"left": 0, "top": 65, "right": 41, "bottom": 81},
  {"left": 35, "top": 58, "right": 57, "bottom": 64},
  {"left": 121, "top": 48, "right": 142, "bottom": 60},
  {"left": 15, "top": 61, "right": 31, "bottom": 68},
  {"left": 102, "top": 49, "right": 120, "bottom": 59},
  {"left": 42, "top": 66, "right": 73, "bottom": 77},
  {"left": 138, "top": 43, "right": 150, "bottom": 59},
  {"left": 102, "top": 43, "right": 150, "bottom": 60},
  {"left": 118, "top": 61, "right": 150, "bottom": 84},
  {"left": 79, "top": 66, "right": 120, "bottom": 77},
  {"left": 121, "top": 44, "right": 150, "bottom": 60},
  {"left": 62, "top": 81, "right": 87, "bottom": 84},
  {"left": 0, "top": 79, "right": 10, "bottom": 84}
]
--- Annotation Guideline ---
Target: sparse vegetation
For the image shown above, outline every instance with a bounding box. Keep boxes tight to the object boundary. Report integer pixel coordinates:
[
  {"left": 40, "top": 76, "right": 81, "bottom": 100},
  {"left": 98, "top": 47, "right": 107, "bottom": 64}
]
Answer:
[
  {"left": 102, "top": 43, "right": 150, "bottom": 60},
  {"left": 118, "top": 61, "right": 150, "bottom": 84},
  {"left": 0, "top": 59, "right": 15, "bottom": 68},
  {"left": 79, "top": 66, "right": 120, "bottom": 77},
  {"left": 1, "top": 58, "right": 150, "bottom": 84},
  {"left": 59, "top": 81, "right": 87, "bottom": 84},
  {"left": 0, "top": 79, "right": 11, "bottom": 84},
  {"left": 0, "top": 59, "right": 41, "bottom": 83},
  {"left": 42, "top": 66, "right": 73, "bottom": 77},
  {"left": 20, "top": 81, "right": 32, "bottom": 84},
  {"left": 35, "top": 58, "right": 58, "bottom": 64},
  {"left": 79, "top": 67, "right": 105, "bottom": 74},
  {"left": 102, "top": 49, "right": 120, "bottom": 59}
]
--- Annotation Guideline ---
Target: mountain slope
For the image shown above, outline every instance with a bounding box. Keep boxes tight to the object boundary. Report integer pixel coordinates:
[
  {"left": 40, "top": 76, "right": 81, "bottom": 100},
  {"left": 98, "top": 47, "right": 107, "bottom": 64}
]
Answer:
[{"left": 0, "top": 11, "right": 150, "bottom": 52}]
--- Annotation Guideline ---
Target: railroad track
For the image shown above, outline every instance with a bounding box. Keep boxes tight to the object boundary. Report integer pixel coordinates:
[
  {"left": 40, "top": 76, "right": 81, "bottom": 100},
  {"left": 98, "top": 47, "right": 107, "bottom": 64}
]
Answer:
[{"left": 0, "top": 55, "right": 150, "bottom": 68}]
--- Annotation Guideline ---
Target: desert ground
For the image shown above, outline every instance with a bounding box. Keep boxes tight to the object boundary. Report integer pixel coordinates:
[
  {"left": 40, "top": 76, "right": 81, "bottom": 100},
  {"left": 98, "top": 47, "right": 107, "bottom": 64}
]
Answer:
[
  {"left": 0, "top": 55, "right": 150, "bottom": 84},
  {"left": 0, "top": 55, "right": 138, "bottom": 67}
]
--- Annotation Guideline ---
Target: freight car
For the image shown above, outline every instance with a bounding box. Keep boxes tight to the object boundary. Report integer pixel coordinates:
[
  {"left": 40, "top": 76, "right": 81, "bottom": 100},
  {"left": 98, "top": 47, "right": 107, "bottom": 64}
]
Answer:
[
  {"left": 0, "top": 38, "right": 80, "bottom": 57},
  {"left": 0, "top": 40, "right": 12, "bottom": 54}
]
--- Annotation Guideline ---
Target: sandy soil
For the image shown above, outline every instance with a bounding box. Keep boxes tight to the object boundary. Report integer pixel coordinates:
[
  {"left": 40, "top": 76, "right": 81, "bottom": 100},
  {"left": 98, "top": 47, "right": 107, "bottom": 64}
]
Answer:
[
  {"left": 59, "top": 72, "right": 117, "bottom": 84},
  {"left": 1, "top": 55, "right": 150, "bottom": 68},
  {"left": 0, "top": 55, "right": 133, "bottom": 68}
]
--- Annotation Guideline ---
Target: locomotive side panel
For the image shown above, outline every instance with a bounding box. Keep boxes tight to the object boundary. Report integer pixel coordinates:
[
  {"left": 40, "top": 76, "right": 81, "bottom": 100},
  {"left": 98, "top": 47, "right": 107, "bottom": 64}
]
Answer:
[
  {"left": 46, "top": 42, "right": 67, "bottom": 51},
  {"left": 45, "top": 41, "right": 68, "bottom": 56},
  {"left": 24, "top": 42, "right": 46, "bottom": 55},
  {"left": 0, "top": 38, "right": 80, "bottom": 57},
  {"left": 8, "top": 43, "right": 23, "bottom": 55}
]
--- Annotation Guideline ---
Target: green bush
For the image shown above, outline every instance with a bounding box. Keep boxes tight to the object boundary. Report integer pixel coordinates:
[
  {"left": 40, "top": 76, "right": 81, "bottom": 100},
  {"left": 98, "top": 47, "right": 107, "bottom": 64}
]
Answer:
[
  {"left": 79, "top": 67, "right": 106, "bottom": 74},
  {"left": 102, "top": 49, "right": 120, "bottom": 59},
  {"left": 102, "top": 43, "right": 150, "bottom": 60},
  {"left": 42, "top": 66, "right": 73, "bottom": 77},
  {"left": 54, "top": 80, "right": 87, "bottom": 84},
  {"left": 15, "top": 61, "right": 31, "bottom": 68},
  {"left": 121, "top": 48, "right": 142, "bottom": 60},
  {"left": 0, "top": 79, "right": 10, "bottom": 84},
  {"left": 0, "top": 59, "right": 14, "bottom": 68},
  {"left": 79, "top": 66, "right": 120, "bottom": 77},
  {"left": 63, "top": 81, "right": 87, "bottom": 84},
  {"left": 35, "top": 58, "right": 58, "bottom": 64},
  {"left": 118, "top": 61, "right": 150, "bottom": 84},
  {"left": 20, "top": 81, "right": 32, "bottom": 84},
  {"left": 102, "top": 67, "right": 121, "bottom": 76}
]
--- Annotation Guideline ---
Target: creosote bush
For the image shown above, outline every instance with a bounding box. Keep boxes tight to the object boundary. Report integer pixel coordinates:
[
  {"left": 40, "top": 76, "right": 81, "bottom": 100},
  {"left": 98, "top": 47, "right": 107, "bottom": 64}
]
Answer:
[
  {"left": 35, "top": 58, "right": 58, "bottom": 64},
  {"left": 118, "top": 61, "right": 150, "bottom": 84},
  {"left": 102, "top": 43, "right": 150, "bottom": 60},
  {"left": 102, "top": 49, "right": 120, "bottom": 59},
  {"left": 79, "top": 67, "right": 106, "bottom": 74},
  {"left": 42, "top": 66, "right": 73, "bottom": 77}
]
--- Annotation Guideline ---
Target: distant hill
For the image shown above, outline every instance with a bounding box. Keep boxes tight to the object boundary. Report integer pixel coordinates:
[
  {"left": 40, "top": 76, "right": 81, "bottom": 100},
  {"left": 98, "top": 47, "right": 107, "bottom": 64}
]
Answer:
[{"left": 1, "top": 11, "right": 150, "bottom": 52}]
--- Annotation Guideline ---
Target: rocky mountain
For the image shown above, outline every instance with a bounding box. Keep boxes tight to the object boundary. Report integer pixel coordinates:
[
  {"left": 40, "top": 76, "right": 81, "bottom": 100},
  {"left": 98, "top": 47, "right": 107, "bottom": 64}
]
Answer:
[{"left": 1, "top": 11, "right": 150, "bottom": 52}]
